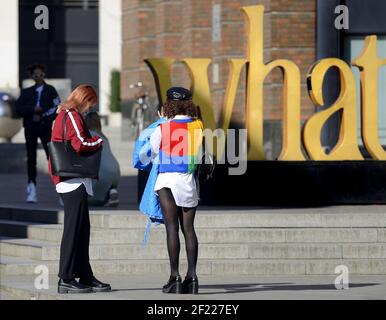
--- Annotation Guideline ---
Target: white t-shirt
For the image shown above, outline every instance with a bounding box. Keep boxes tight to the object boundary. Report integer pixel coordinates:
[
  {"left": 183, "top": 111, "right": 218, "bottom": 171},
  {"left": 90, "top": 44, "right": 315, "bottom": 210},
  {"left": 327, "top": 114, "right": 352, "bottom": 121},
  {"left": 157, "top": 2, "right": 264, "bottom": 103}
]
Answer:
[
  {"left": 56, "top": 178, "right": 93, "bottom": 196},
  {"left": 150, "top": 115, "right": 199, "bottom": 208},
  {"left": 32, "top": 85, "right": 44, "bottom": 122},
  {"left": 35, "top": 85, "right": 44, "bottom": 107}
]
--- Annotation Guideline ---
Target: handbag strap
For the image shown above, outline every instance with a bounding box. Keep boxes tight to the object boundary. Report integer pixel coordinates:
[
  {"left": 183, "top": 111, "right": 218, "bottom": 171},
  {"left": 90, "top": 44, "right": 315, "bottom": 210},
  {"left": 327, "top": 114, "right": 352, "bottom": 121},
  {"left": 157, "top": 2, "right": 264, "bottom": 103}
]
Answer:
[
  {"left": 61, "top": 111, "right": 71, "bottom": 151},
  {"left": 62, "top": 111, "right": 67, "bottom": 143}
]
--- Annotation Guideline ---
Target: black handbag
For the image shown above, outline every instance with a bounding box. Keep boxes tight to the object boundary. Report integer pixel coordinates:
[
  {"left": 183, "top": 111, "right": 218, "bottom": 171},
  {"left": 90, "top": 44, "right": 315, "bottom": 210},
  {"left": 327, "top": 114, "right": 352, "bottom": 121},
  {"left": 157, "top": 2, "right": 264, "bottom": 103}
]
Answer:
[{"left": 48, "top": 112, "right": 102, "bottom": 178}]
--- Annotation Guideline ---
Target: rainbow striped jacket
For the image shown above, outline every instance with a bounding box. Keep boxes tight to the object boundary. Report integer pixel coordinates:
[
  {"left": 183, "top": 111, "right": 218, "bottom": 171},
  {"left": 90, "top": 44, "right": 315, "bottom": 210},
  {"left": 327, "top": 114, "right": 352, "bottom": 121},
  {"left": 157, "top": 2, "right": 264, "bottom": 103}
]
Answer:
[{"left": 159, "top": 118, "right": 203, "bottom": 173}]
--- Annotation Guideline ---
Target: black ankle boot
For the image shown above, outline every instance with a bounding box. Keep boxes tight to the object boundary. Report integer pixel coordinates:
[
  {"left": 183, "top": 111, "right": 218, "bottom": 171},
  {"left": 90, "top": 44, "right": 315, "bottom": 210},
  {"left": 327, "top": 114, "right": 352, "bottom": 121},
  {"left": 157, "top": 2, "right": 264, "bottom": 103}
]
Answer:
[
  {"left": 57, "top": 278, "right": 93, "bottom": 294},
  {"left": 162, "top": 275, "right": 182, "bottom": 294},
  {"left": 182, "top": 276, "right": 199, "bottom": 294}
]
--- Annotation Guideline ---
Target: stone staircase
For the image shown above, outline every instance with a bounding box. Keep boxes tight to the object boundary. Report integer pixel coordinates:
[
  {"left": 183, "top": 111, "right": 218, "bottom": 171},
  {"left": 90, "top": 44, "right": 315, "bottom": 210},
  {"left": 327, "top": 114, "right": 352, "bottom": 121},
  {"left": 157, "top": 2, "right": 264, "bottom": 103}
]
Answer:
[{"left": 1, "top": 207, "right": 386, "bottom": 277}]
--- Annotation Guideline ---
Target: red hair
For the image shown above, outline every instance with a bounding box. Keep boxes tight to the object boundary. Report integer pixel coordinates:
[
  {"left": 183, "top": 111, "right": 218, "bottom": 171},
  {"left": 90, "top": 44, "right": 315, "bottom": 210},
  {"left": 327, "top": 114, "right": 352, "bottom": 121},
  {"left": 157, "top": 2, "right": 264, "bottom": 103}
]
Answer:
[{"left": 57, "top": 85, "right": 97, "bottom": 113}]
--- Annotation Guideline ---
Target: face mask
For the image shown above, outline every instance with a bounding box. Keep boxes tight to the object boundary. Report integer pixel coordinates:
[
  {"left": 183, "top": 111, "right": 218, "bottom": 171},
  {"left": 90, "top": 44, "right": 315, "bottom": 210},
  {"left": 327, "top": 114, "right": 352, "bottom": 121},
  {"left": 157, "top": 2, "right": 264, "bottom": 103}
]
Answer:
[
  {"left": 90, "top": 106, "right": 97, "bottom": 112},
  {"left": 84, "top": 108, "right": 97, "bottom": 117}
]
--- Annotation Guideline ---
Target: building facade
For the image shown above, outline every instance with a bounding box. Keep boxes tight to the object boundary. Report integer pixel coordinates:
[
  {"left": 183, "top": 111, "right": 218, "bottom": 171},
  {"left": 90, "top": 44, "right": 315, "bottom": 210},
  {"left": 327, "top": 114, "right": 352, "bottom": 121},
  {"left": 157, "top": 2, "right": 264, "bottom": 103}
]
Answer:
[
  {"left": 121, "top": 0, "right": 316, "bottom": 159},
  {"left": 121, "top": 0, "right": 386, "bottom": 160}
]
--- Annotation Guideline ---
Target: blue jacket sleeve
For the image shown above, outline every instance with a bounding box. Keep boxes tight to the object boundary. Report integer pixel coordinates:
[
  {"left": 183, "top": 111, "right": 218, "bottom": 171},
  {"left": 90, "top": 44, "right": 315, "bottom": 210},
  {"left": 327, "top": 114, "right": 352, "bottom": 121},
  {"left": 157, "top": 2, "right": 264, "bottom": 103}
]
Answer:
[
  {"left": 139, "top": 161, "right": 163, "bottom": 223},
  {"left": 132, "top": 118, "right": 167, "bottom": 171}
]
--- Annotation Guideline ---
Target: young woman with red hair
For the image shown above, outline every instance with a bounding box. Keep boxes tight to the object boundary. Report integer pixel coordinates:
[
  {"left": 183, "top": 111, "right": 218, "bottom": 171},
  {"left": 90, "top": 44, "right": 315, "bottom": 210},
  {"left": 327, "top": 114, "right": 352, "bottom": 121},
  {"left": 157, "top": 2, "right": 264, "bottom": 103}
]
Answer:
[{"left": 49, "top": 85, "right": 111, "bottom": 294}]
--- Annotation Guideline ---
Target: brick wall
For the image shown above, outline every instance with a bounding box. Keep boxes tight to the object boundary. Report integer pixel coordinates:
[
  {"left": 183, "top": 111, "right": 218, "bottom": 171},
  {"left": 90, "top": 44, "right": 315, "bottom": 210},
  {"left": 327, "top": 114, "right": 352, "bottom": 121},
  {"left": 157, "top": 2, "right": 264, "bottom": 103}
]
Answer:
[{"left": 121, "top": 0, "right": 316, "bottom": 156}]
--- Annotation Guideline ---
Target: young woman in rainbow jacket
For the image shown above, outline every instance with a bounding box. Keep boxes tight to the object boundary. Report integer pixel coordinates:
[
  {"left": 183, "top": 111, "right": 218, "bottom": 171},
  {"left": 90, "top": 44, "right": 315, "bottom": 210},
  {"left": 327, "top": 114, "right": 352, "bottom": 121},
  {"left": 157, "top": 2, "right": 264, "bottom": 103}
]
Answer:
[{"left": 133, "top": 87, "right": 203, "bottom": 295}]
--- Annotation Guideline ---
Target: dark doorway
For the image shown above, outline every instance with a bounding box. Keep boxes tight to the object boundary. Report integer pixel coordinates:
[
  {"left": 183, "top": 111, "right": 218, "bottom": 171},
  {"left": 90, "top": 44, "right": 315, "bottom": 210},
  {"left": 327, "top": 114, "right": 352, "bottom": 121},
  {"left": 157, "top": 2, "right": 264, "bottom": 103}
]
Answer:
[{"left": 19, "top": 0, "right": 99, "bottom": 104}]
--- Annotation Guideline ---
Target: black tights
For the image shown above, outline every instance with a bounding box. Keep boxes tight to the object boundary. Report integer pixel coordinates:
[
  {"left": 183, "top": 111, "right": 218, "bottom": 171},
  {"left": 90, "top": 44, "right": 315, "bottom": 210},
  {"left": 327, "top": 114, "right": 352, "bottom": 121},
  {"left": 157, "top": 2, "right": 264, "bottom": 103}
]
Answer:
[{"left": 158, "top": 188, "right": 198, "bottom": 279}]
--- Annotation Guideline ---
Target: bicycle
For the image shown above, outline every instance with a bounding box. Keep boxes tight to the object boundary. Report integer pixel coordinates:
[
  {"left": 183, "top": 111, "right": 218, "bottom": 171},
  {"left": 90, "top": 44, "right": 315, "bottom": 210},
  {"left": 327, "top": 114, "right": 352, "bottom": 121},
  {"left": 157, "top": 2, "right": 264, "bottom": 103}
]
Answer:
[{"left": 129, "top": 82, "right": 150, "bottom": 139}]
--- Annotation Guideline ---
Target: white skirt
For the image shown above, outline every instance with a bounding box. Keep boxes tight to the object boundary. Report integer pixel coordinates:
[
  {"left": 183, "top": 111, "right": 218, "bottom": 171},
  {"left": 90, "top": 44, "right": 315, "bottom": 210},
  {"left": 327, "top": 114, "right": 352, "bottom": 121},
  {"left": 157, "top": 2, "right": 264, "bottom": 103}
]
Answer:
[{"left": 154, "top": 172, "right": 199, "bottom": 207}]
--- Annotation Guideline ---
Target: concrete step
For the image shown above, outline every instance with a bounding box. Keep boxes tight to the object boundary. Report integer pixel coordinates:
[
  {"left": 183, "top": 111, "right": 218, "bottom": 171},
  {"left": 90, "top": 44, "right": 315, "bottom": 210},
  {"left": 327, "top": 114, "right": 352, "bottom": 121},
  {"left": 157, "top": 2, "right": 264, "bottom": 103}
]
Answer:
[
  {"left": 0, "top": 255, "right": 209, "bottom": 276},
  {"left": 211, "top": 259, "right": 386, "bottom": 276},
  {"left": 2, "top": 236, "right": 386, "bottom": 261},
  {"left": 0, "top": 237, "right": 248, "bottom": 261},
  {"left": 1, "top": 220, "right": 385, "bottom": 244},
  {"left": 1, "top": 254, "right": 386, "bottom": 276},
  {"left": 2, "top": 207, "right": 386, "bottom": 229}
]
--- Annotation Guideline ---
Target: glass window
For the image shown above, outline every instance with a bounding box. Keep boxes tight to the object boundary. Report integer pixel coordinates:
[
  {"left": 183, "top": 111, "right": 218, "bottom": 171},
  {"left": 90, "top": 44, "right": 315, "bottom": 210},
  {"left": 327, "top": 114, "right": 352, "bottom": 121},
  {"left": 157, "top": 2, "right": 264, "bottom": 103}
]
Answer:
[{"left": 344, "top": 36, "right": 386, "bottom": 146}]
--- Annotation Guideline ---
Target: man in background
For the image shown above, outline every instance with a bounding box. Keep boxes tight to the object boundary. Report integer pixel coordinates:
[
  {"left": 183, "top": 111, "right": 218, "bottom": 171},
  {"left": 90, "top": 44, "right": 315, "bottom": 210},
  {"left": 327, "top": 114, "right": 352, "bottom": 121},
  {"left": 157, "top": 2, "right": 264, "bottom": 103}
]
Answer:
[{"left": 16, "top": 63, "right": 61, "bottom": 203}]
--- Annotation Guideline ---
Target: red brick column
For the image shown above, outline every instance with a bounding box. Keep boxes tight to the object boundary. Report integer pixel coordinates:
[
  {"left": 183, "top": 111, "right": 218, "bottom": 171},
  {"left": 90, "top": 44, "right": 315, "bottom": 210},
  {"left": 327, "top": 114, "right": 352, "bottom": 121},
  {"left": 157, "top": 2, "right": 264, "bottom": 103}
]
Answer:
[
  {"left": 268, "top": 0, "right": 316, "bottom": 121},
  {"left": 122, "top": 0, "right": 156, "bottom": 100}
]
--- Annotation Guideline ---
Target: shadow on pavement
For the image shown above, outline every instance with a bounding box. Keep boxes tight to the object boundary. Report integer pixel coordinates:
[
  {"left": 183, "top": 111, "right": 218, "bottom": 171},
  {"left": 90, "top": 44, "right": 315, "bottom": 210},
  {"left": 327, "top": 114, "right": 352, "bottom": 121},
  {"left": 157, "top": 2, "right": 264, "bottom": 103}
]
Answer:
[
  {"left": 198, "top": 282, "right": 380, "bottom": 295},
  {"left": 111, "top": 282, "right": 380, "bottom": 295}
]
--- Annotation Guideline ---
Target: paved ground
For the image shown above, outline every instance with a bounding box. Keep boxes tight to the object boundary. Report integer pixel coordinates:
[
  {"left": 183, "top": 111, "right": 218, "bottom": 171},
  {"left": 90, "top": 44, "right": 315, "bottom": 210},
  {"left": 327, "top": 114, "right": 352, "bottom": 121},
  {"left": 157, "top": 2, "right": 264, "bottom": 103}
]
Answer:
[
  {"left": 1, "top": 275, "right": 386, "bottom": 300},
  {"left": 0, "top": 173, "right": 138, "bottom": 210}
]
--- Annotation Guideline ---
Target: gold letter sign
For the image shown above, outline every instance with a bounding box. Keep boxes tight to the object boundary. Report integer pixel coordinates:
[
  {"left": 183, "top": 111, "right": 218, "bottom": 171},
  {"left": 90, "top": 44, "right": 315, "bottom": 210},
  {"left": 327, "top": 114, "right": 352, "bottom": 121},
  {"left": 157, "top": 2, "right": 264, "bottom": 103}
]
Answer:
[
  {"left": 303, "top": 59, "right": 363, "bottom": 160},
  {"left": 352, "top": 35, "right": 386, "bottom": 160},
  {"left": 144, "top": 5, "right": 385, "bottom": 162}
]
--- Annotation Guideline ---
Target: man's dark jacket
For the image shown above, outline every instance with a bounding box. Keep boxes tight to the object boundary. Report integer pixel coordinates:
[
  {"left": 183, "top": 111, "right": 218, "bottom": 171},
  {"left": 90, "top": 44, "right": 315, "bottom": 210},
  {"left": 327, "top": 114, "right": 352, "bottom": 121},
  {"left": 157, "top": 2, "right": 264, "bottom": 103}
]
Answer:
[{"left": 15, "top": 83, "right": 60, "bottom": 128}]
